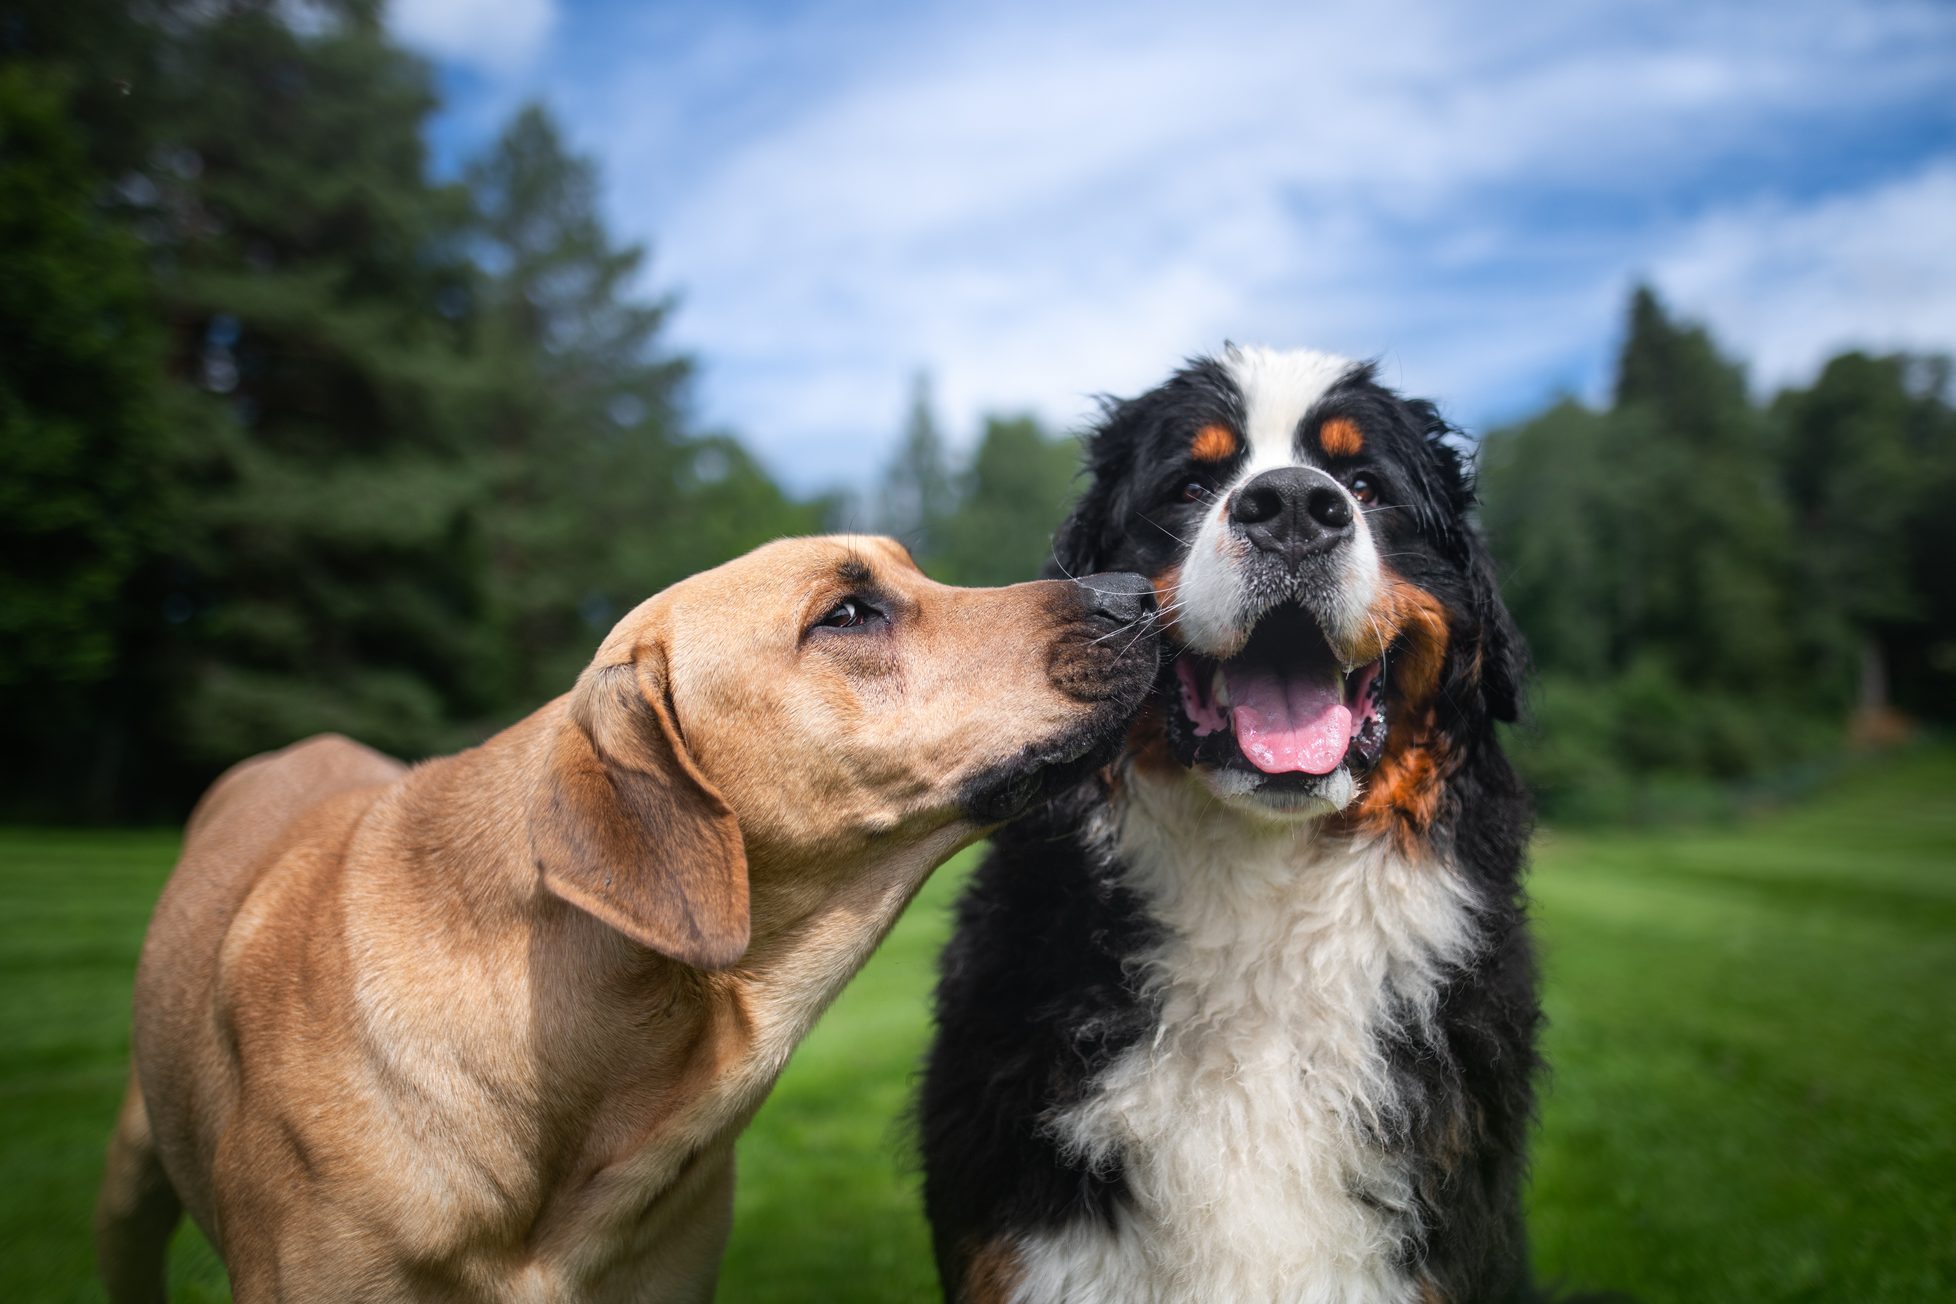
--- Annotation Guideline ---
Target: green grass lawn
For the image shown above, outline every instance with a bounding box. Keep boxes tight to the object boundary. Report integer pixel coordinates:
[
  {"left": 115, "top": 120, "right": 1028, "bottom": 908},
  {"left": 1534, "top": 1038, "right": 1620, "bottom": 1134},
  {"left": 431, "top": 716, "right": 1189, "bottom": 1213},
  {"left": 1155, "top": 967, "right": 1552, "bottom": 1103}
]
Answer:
[{"left": 3, "top": 750, "right": 1952, "bottom": 1302}]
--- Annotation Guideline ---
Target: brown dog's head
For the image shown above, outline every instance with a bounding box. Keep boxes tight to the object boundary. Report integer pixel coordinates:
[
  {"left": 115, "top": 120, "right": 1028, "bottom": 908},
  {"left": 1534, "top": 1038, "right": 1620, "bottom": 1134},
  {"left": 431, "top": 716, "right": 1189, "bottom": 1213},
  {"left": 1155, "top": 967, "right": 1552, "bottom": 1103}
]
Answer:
[{"left": 530, "top": 536, "right": 1159, "bottom": 968}]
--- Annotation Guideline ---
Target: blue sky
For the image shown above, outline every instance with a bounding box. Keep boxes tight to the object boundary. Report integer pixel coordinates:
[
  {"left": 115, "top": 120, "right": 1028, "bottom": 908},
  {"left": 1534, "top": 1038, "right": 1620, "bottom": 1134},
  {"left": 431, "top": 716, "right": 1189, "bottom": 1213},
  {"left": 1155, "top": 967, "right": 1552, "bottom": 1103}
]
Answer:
[{"left": 390, "top": 0, "right": 1956, "bottom": 491}]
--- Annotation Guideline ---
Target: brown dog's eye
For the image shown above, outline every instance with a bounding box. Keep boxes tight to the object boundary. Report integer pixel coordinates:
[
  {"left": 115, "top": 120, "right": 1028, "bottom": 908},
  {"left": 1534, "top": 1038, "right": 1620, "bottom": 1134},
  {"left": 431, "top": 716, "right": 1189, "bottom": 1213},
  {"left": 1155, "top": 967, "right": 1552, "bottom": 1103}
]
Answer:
[
  {"left": 815, "top": 598, "right": 878, "bottom": 630},
  {"left": 1349, "top": 475, "right": 1379, "bottom": 506}
]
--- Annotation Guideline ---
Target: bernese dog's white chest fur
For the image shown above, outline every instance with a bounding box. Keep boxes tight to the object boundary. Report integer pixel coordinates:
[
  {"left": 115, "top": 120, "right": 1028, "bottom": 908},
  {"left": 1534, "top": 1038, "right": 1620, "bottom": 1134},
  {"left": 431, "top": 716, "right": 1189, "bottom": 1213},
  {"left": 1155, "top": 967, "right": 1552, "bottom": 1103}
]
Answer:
[{"left": 1013, "top": 772, "right": 1481, "bottom": 1304}]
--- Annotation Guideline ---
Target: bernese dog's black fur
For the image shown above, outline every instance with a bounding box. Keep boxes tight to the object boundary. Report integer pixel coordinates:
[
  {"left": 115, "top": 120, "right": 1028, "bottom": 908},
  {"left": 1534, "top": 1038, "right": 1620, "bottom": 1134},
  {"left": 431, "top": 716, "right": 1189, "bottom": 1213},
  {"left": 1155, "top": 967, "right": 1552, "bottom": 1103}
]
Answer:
[{"left": 918, "top": 347, "right": 1546, "bottom": 1303}]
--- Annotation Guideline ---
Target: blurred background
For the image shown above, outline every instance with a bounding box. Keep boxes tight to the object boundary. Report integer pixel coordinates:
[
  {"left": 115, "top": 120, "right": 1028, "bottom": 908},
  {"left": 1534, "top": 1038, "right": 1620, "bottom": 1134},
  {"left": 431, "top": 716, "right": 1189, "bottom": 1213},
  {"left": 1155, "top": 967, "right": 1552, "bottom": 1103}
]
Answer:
[{"left": 1, "top": 1, "right": 1951, "bottom": 1300}]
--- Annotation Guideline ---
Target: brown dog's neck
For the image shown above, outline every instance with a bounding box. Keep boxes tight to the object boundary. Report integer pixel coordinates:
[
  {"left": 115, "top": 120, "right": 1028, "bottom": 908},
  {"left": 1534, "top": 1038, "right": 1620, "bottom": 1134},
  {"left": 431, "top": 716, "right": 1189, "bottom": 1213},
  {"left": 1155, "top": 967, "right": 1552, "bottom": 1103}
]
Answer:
[{"left": 355, "top": 703, "right": 967, "bottom": 1203}]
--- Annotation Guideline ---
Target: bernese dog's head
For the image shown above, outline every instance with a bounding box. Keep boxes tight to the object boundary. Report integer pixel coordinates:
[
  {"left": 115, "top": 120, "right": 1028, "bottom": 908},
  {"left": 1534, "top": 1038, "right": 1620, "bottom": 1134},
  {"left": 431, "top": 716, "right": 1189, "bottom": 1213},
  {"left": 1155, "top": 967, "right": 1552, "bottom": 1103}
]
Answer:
[{"left": 1055, "top": 345, "right": 1524, "bottom": 834}]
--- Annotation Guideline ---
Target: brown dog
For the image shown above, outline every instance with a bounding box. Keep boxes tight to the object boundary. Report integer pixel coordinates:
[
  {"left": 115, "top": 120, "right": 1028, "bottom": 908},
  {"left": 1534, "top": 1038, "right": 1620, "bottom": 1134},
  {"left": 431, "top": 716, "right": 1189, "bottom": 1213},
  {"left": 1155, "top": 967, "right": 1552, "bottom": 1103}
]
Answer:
[{"left": 95, "top": 536, "right": 1158, "bottom": 1303}]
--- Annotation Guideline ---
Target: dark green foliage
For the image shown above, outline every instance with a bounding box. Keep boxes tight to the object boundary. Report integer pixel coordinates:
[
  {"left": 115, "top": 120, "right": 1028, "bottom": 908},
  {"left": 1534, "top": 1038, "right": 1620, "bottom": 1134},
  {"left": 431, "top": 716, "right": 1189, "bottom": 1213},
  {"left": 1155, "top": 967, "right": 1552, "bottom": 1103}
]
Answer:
[
  {"left": 865, "top": 387, "right": 1082, "bottom": 587},
  {"left": 875, "top": 372, "right": 957, "bottom": 556},
  {"left": 1481, "top": 287, "right": 1955, "bottom": 821},
  {"left": 0, "top": 8, "right": 819, "bottom": 819},
  {"left": 140, "top": 7, "right": 497, "bottom": 770},
  {"left": 930, "top": 413, "right": 1082, "bottom": 586},
  {"left": 0, "top": 67, "right": 164, "bottom": 691},
  {"left": 1772, "top": 351, "right": 1956, "bottom": 713},
  {"left": 0, "top": 62, "right": 188, "bottom": 817},
  {"left": 1608, "top": 286, "right": 1797, "bottom": 693}
]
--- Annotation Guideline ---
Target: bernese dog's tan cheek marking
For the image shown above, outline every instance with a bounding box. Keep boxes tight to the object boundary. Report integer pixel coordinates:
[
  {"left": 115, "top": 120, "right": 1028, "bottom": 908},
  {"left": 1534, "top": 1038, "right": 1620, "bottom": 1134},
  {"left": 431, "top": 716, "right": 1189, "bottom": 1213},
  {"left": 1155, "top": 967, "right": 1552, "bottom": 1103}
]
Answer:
[
  {"left": 1106, "top": 564, "right": 1184, "bottom": 785},
  {"left": 1358, "top": 727, "right": 1444, "bottom": 844},
  {"left": 1190, "top": 423, "right": 1238, "bottom": 462},
  {"left": 1318, "top": 416, "right": 1364, "bottom": 458},
  {"left": 1343, "top": 572, "right": 1454, "bottom": 845},
  {"left": 1122, "top": 705, "right": 1181, "bottom": 782},
  {"left": 960, "top": 1236, "right": 1025, "bottom": 1304},
  {"left": 1351, "top": 574, "right": 1450, "bottom": 706},
  {"left": 1149, "top": 563, "right": 1183, "bottom": 639}
]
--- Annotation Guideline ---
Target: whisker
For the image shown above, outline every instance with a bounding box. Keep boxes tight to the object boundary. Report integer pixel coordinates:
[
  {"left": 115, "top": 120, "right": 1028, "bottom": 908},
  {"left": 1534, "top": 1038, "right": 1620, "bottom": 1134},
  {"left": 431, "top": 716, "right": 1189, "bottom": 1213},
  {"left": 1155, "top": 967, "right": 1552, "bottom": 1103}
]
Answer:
[{"left": 1138, "top": 514, "right": 1193, "bottom": 547}]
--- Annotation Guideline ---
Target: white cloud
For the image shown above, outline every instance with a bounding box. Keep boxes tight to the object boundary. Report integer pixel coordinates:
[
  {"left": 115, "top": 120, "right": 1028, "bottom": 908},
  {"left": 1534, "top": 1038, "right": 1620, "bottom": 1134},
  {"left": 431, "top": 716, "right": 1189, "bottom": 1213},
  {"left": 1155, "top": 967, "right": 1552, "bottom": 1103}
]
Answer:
[
  {"left": 390, "top": 0, "right": 556, "bottom": 75},
  {"left": 1652, "top": 162, "right": 1956, "bottom": 393},
  {"left": 428, "top": 0, "right": 1956, "bottom": 487}
]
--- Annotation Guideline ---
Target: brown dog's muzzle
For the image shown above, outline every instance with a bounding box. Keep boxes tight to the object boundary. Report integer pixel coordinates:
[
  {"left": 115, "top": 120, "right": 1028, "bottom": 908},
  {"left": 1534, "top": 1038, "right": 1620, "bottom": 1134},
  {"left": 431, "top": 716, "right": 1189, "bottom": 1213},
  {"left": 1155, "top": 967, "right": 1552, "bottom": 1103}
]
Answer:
[{"left": 961, "top": 573, "right": 1161, "bottom": 823}]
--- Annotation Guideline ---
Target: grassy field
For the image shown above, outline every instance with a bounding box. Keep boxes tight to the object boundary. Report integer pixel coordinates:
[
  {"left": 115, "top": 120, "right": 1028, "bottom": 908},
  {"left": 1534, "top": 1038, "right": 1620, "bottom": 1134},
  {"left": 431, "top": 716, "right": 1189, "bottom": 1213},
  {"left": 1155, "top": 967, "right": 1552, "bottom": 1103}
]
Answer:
[{"left": 2, "top": 750, "right": 1951, "bottom": 1302}]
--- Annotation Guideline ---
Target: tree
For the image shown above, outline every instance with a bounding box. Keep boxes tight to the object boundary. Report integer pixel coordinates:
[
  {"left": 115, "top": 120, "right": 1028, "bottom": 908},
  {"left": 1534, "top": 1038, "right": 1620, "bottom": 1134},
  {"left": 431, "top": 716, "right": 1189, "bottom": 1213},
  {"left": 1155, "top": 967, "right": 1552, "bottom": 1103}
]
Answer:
[
  {"left": 0, "top": 63, "right": 175, "bottom": 814},
  {"left": 464, "top": 105, "right": 821, "bottom": 701},
  {"left": 0, "top": 7, "right": 824, "bottom": 818},
  {"left": 1476, "top": 400, "right": 1625, "bottom": 679},
  {"left": 121, "top": 3, "right": 496, "bottom": 772},
  {"left": 1772, "top": 352, "right": 1927, "bottom": 711},
  {"left": 1607, "top": 285, "right": 1794, "bottom": 694},
  {"left": 877, "top": 372, "right": 956, "bottom": 557},
  {"left": 1774, "top": 352, "right": 1956, "bottom": 718},
  {"left": 933, "top": 414, "right": 1081, "bottom": 585},
  {"left": 465, "top": 104, "right": 692, "bottom": 699},
  {"left": 1897, "top": 379, "right": 1956, "bottom": 718}
]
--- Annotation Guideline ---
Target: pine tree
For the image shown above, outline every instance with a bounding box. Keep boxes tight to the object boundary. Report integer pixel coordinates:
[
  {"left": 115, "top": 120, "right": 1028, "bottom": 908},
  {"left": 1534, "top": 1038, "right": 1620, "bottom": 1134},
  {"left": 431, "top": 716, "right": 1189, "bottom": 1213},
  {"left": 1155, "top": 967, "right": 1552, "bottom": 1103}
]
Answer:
[
  {"left": 1476, "top": 400, "right": 1626, "bottom": 679},
  {"left": 1608, "top": 285, "right": 1793, "bottom": 693},
  {"left": 0, "top": 63, "right": 175, "bottom": 814},
  {"left": 933, "top": 414, "right": 1080, "bottom": 585},
  {"left": 130, "top": 2, "right": 496, "bottom": 766},
  {"left": 878, "top": 372, "right": 956, "bottom": 558},
  {"left": 1774, "top": 352, "right": 1956, "bottom": 717},
  {"left": 464, "top": 104, "right": 820, "bottom": 701},
  {"left": 465, "top": 104, "right": 692, "bottom": 698}
]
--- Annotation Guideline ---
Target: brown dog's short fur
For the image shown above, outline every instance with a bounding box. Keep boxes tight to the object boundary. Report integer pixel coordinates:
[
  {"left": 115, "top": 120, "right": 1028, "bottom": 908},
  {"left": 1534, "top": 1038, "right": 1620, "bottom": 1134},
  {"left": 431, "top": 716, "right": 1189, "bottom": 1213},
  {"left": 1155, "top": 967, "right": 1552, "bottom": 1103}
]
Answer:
[{"left": 96, "top": 536, "right": 1156, "bottom": 1303}]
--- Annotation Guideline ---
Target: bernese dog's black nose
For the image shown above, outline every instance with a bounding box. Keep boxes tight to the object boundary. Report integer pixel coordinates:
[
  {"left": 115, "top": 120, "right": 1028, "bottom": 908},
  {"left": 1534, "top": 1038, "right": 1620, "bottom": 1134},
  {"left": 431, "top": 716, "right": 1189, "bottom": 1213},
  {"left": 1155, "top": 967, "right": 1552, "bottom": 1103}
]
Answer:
[
  {"left": 1075, "top": 572, "right": 1155, "bottom": 625},
  {"left": 1229, "top": 467, "right": 1352, "bottom": 561}
]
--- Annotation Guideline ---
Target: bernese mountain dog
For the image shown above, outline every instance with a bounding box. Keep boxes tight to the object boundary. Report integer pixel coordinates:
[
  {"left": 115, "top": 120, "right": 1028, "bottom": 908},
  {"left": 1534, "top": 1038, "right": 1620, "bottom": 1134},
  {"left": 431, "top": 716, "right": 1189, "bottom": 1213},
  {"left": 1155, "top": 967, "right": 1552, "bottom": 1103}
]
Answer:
[{"left": 919, "top": 346, "right": 1540, "bottom": 1303}]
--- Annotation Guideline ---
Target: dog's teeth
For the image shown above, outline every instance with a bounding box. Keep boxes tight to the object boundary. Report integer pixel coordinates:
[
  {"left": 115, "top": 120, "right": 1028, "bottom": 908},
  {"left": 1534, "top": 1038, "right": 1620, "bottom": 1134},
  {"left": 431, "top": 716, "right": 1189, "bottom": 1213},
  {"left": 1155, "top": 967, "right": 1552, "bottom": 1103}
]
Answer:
[{"left": 1211, "top": 667, "right": 1231, "bottom": 710}]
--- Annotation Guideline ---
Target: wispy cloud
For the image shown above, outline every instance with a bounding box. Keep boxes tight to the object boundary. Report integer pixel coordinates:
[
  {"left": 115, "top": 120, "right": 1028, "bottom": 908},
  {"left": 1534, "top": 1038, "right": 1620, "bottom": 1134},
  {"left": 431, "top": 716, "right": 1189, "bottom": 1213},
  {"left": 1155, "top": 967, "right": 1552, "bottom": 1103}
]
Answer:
[
  {"left": 421, "top": 0, "right": 1956, "bottom": 488},
  {"left": 391, "top": 0, "right": 557, "bottom": 75},
  {"left": 1655, "top": 161, "right": 1956, "bottom": 391}
]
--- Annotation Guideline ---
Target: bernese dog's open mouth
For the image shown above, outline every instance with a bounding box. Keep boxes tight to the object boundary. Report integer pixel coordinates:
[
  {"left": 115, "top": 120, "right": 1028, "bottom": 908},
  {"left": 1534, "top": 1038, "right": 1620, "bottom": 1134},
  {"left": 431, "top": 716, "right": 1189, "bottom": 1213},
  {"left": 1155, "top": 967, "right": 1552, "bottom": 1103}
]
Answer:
[{"left": 1166, "top": 604, "right": 1387, "bottom": 792}]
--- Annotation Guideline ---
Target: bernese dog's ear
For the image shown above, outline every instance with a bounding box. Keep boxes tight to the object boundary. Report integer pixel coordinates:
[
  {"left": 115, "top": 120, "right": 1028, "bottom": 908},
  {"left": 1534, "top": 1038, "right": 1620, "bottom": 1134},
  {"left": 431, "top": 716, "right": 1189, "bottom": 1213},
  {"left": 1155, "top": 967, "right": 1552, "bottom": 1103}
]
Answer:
[
  {"left": 1464, "top": 531, "right": 1527, "bottom": 725},
  {"left": 1049, "top": 493, "right": 1108, "bottom": 579},
  {"left": 1419, "top": 401, "right": 1527, "bottom": 726},
  {"left": 1046, "top": 395, "right": 1142, "bottom": 579}
]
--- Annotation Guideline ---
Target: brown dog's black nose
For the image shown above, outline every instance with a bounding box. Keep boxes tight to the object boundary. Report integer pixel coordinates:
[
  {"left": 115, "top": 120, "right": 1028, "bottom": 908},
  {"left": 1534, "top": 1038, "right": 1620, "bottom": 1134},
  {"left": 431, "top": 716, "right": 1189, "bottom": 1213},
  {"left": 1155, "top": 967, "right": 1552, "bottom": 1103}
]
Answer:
[
  {"left": 1075, "top": 572, "right": 1155, "bottom": 625},
  {"left": 1229, "top": 467, "right": 1353, "bottom": 562}
]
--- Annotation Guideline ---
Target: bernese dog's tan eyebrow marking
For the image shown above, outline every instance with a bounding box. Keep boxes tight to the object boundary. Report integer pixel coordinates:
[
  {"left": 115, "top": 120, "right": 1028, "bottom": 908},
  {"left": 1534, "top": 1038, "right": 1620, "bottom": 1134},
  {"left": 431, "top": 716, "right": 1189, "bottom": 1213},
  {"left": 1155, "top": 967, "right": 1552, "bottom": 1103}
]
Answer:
[
  {"left": 1318, "top": 417, "right": 1364, "bottom": 458},
  {"left": 1190, "top": 424, "right": 1238, "bottom": 462}
]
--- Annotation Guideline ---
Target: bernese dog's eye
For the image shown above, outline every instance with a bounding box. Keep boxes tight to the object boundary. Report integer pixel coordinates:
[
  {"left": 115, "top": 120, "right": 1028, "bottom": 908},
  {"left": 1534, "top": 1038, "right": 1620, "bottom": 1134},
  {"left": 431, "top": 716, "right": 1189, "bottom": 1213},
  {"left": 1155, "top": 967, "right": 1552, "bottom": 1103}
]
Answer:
[
  {"left": 1180, "top": 478, "right": 1216, "bottom": 504},
  {"left": 1349, "top": 474, "right": 1380, "bottom": 506},
  {"left": 815, "top": 598, "right": 880, "bottom": 631}
]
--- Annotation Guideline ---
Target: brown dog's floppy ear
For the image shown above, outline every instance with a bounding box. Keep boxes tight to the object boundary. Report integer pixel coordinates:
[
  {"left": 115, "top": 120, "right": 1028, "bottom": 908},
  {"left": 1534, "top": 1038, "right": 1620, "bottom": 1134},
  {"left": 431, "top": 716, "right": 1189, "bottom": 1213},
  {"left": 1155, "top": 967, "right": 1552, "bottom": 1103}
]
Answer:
[{"left": 531, "top": 647, "right": 750, "bottom": 968}]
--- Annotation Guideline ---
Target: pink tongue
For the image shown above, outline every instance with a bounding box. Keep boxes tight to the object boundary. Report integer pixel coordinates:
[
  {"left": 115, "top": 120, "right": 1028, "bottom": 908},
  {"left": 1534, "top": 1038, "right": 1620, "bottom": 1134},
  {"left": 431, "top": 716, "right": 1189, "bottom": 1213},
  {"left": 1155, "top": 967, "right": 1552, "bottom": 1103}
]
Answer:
[{"left": 1225, "top": 666, "right": 1351, "bottom": 775}]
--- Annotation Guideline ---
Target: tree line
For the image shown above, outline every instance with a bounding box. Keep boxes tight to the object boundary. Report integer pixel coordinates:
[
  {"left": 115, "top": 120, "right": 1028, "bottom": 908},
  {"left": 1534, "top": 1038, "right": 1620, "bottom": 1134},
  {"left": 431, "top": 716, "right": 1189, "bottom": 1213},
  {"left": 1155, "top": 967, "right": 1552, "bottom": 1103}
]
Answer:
[
  {"left": 1480, "top": 290, "right": 1956, "bottom": 818},
  {"left": 3, "top": 2, "right": 1950, "bottom": 821}
]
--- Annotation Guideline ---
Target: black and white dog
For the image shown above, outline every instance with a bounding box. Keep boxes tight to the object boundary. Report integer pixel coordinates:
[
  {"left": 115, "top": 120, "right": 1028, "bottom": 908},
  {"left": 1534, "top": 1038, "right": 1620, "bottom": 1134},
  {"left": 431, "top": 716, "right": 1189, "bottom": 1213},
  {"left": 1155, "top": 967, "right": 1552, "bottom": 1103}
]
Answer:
[{"left": 919, "top": 346, "right": 1540, "bottom": 1303}]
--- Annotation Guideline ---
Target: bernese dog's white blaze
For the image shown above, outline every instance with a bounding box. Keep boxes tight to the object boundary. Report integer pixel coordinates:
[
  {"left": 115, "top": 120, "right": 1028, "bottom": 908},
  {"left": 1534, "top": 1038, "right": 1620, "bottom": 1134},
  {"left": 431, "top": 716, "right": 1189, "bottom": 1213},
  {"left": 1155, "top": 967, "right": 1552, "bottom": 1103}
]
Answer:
[
  {"left": 1175, "top": 346, "right": 1383, "bottom": 668},
  {"left": 921, "top": 346, "right": 1541, "bottom": 1304}
]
